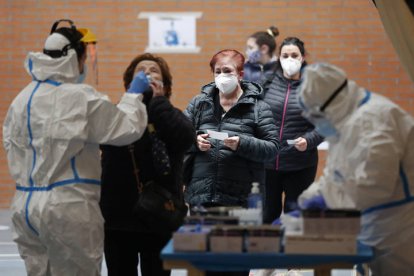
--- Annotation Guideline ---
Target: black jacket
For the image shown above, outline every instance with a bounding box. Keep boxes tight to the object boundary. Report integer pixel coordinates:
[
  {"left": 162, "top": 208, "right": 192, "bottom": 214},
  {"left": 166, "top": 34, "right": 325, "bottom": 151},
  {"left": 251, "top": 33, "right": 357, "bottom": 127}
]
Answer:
[
  {"left": 262, "top": 68, "right": 324, "bottom": 171},
  {"left": 183, "top": 81, "right": 279, "bottom": 207},
  {"left": 243, "top": 60, "right": 279, "bottom": 85},
  {"left": 100, "top": 96, "right": 195, "bottom": 232}
]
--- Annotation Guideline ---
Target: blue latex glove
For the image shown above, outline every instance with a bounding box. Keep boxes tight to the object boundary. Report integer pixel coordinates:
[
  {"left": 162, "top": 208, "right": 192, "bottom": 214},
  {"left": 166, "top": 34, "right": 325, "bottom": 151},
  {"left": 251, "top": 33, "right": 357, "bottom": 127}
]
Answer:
[
  {"left": 301, "top": 194, "right": 327, "bottom": 210},
  {"left": 272, "top": 209, "right": 301, "bottom": 225},
  {"left": 127, "top": 71, "right": 150, "bottom": 94}
]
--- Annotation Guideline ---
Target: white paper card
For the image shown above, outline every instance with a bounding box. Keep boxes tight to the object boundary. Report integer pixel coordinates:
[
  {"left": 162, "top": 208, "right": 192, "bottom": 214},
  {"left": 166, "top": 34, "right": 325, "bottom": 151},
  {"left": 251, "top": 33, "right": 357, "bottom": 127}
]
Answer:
[
  {"left": 207, "top": 130, "right": 229, "bottom": 140},
  {"left": 287, "top": 139, "right": 296, "bottom": 145}
]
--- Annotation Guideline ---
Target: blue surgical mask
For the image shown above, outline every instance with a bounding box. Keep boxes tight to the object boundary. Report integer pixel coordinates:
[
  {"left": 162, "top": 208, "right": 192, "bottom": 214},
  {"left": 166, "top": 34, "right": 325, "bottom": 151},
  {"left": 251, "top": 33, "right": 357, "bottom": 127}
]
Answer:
[
  {"left": 300, "top": 98, "right": 338, "bottom": 139},
  {"left": 77, "top": 64, "right": 87, "bottom": 84},
  {"left": 246, "top": 49, "right": 261, "bottom": 64},
  {"left": 303, "top": 111, "right": 340, "bottom": 142},
  {"left": 312, "top": 117, "right": 338, "bottom": 138}
]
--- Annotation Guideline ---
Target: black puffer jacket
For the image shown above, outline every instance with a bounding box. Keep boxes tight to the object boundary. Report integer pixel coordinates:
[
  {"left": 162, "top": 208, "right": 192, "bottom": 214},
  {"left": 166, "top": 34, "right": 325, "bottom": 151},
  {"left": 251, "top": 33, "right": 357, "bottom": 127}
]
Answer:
[
  {"left": 184, "top": 81, "right": 279, "bottom": 207},
  {"left": 100, "top": 96, "right": 195, "bottom": 232},
  {"left": 243, "top": 60, "right": 278, "bottom": 85},
  {"left": 262, "top": 68, "right": 324, "bottom": 171}
]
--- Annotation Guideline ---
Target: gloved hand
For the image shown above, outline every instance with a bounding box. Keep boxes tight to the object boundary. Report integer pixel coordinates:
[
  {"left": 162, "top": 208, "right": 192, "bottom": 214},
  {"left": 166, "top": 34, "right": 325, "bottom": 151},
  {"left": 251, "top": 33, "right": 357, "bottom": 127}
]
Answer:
[
  {"left": 272, "top": 209, "right": 301, "bottom": 225},
  {"left": 301, "top": 194, "right": 327, "bottom": 210},
  {"left": 127, "top": 71, "right": 150, "bottom": 94}
]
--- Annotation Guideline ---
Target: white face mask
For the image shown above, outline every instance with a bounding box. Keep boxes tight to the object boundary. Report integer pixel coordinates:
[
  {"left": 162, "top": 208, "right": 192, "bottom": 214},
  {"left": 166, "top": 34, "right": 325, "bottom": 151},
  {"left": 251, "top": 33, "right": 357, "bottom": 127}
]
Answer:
[
  {"left": 215, "top": 73, "right": 239, "bottom": 95},
  {"left": 280, "top": 57, "right": 302, "bottom": 77}
]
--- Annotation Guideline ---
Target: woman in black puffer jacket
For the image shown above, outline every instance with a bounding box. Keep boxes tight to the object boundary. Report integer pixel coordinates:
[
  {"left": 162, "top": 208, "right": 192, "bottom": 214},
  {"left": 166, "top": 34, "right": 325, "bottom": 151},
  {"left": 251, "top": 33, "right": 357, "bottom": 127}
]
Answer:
[
  {"left": 100, "top": 53, "right": 195, "bottom": 276},
  {"left": 184, "top": 49, "right": 279, "bottom": 209},
  {"left": 261, "top": 37, "right": 324, "bottom": 224}
]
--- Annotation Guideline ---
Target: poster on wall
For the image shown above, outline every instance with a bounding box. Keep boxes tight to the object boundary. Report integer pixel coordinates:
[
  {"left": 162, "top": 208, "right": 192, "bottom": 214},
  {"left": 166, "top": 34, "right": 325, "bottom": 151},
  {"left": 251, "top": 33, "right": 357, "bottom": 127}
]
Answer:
[{"left": 138, "top": 12, "right": 202, "bottom": 53}]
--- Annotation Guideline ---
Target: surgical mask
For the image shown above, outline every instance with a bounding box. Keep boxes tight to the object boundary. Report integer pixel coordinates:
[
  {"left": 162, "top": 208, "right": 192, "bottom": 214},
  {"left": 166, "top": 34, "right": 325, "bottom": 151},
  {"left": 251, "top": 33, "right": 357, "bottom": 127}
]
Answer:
[
  {"left": 215, "top": 73, "right": 239, "bottom": 95},
  {"left": 280, "top": 57, "right": 302, "bottom": 77},
  {"left": 246, "top": 49, "right": 261, "bottom": 64},
  {"left": 302, "top": 109, "right": 339, "bottom": 140},
  {"left": 77, "top": 64, "right": 87, "bottom": 84},
  {"left": 314, "top": 118, "right": 338, "bottom": 138}
]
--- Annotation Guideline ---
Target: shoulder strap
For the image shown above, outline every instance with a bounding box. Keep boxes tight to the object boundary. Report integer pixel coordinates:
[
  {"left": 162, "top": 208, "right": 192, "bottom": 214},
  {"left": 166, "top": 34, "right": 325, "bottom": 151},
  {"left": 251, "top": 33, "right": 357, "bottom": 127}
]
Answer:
[
  {"left": 261, "top": 64, "right": 279, "bottom": 94},
  {"left": 193, "top": 101, "right": 205, "bottom": 129},
  {"left": 128, "top": 143, "right": 143, "bottom": 193}
]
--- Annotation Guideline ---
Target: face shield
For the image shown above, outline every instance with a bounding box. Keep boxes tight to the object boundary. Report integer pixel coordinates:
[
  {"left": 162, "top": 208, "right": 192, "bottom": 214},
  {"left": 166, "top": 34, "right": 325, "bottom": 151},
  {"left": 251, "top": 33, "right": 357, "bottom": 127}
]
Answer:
[
  {"left": 79, "top": 28, "right": 98, "bottom": 85},
  {"left": 300, "top": 79, "right": 348, "bottom": 139}
]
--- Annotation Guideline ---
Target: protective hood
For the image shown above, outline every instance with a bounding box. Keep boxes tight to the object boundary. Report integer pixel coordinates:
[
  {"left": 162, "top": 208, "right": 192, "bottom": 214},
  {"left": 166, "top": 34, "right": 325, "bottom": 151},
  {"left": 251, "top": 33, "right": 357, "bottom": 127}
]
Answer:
[
  {"left": 44, "top": 32, "right": 71, "bottom": 51},
  {"left": 24, "top": 50, "right": 79, "bottom": 83},
  {"left": 24, "top": 32, "right": 80, "bottom": 83},
  {"left": 299, "top": 63, "right": 366, "bottom": 127}
]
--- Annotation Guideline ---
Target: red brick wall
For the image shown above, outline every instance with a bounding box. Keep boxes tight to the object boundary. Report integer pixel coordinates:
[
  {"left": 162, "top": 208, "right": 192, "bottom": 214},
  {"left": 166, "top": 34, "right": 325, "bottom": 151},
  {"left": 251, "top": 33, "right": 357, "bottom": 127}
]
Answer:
[{"left": 1, "top": 0, "right": 413, "bottom": 208}]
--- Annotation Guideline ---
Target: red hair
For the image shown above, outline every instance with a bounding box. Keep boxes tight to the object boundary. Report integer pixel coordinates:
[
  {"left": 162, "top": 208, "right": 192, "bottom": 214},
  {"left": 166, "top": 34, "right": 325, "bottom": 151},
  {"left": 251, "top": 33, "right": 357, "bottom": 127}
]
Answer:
[{"left": 209, "top": 49, "right": 245, "bottom": 73}]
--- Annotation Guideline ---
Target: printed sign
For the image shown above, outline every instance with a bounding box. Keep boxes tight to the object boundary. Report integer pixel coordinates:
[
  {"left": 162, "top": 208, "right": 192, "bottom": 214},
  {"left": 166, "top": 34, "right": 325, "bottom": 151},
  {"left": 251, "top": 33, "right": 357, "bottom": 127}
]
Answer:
[{"left": 138, "top": 12, "right": 202, "bottom": 53}]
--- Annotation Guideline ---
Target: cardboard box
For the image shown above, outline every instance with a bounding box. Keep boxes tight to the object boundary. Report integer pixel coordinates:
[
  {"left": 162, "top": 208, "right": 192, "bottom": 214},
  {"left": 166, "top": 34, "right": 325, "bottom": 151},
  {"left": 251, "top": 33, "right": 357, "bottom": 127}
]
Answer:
[
  {"left": 247, "top": 236, "right": 280, "bottom": 253},
  {"left": 209, "top": 236, "right": 244, "bottom": 252},
  {"left": 284, "top": 234, "right": 357, "bottom": 255},
  {"left": 246, "top": 225, "right": 281, "bottom": 253},
  {"left": 301, "top": 210, "right": 360, "bottom": 236},
  {"left": 172, "top": 225, "right": 211, "bottom": 252},
  {"left": 209, "top": 226, "right": 244, "bottom": 253}
]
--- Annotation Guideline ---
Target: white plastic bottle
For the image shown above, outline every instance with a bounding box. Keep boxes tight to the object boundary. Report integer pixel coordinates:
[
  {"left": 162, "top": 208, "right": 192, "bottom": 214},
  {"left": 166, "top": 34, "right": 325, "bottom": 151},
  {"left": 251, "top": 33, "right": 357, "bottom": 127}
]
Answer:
[{"left": 247, "top": 182, "right": 263, "bottom": 210}]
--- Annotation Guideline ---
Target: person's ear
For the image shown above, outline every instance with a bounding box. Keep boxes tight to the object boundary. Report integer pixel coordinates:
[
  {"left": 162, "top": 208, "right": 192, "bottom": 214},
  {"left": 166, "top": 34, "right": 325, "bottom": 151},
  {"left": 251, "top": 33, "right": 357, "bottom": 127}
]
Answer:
[
  {"left": 238, "top": 70, "right": 244, "bottom": 79},
  {"left": 260, "top": 44, "right": 269, "bottom": 55}
]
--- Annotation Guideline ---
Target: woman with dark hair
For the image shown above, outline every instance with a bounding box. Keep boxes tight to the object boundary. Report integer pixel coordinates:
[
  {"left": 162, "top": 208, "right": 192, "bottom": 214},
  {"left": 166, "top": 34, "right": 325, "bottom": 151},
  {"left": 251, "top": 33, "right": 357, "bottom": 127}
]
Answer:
[
  {"left": 122, "top": 53, "right": 173, "bottom": 98},
  {"left": 243, "top": 26, "right": 279, "bottom": 84},
  {"left": 99, "top": 53, "right": 195, "bottom": 276},
  {"left": 261, "top": 37, "right": 324, "bottom": 224},
  {"left": 184, "top": 49, "right": 279, "bottom": 210}
]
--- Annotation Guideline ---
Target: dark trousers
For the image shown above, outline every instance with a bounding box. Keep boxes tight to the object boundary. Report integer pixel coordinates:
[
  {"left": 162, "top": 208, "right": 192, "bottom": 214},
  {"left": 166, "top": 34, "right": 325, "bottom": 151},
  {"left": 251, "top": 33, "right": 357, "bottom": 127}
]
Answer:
[
  {"left": 263, "top": 166, "right": 317, "bottom": 224},
  {"left": 104, "top": 229, "right": 171, "bottom": 276}
]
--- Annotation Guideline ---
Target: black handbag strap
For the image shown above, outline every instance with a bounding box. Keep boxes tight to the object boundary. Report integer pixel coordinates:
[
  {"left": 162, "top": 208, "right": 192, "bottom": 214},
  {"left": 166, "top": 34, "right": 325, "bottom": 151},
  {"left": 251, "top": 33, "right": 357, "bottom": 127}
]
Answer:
[{"left": 128, "top": 143, "right": 143, "bottom": 193}]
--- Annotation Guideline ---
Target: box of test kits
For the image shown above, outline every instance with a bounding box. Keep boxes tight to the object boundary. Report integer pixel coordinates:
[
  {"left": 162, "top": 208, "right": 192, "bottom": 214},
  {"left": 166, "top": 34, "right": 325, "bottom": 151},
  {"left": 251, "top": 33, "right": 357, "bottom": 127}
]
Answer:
[
  {"left": 246, "top": 225, "right": 282, "bottom": 253},
  {"left": 301, "top": 209, "right": 361, "bottom": 236},
  {"left": 284, "top": 234, "right": 357, "bottom": 255},
  {"left": 209, "top": 226, "right": 244, "bottom": 253},
  {"left": 172, "top": 225, "right": 211, "bottom": 252}
]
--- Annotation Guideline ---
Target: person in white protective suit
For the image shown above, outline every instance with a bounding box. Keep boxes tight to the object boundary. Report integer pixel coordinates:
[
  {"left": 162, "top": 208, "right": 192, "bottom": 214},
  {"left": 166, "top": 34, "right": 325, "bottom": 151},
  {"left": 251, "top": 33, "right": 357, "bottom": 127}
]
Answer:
[
  {"left": 297, "top": 63, "right": 414, "bottom": 275},
  {"left": 2, "top": 19, "right": 148, "bottom": 276}
]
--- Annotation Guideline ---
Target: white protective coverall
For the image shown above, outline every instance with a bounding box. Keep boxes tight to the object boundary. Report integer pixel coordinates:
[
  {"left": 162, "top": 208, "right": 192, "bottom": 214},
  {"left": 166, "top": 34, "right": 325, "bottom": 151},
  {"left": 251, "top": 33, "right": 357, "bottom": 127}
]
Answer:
[
  {"left": 3, "top": 35, "right": 147, "bottom": 275},
  {"left": 297, "top": 63, "right": 414, "bottom": 275}
]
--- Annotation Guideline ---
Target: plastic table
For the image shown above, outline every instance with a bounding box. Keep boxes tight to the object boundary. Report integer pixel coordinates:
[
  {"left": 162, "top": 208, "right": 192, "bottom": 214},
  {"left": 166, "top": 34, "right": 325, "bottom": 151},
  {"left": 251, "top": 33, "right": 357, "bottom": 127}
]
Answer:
[{"left": 161, "top": 240, "right": 373, "bottom": 276}]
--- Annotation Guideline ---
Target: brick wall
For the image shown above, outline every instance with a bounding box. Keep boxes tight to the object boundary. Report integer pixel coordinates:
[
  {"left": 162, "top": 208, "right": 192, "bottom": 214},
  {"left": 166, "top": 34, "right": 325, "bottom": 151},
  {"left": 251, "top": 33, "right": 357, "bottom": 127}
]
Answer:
[{"left": 1, "top": 0, "right": 413, "bottom": 208}]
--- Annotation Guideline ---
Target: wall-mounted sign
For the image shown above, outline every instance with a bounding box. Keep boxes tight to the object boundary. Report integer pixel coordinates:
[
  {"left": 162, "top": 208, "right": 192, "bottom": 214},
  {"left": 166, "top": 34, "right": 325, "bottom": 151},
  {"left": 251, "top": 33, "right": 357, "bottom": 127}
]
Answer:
[{"left": 138, "top": 12, "right": 202, "bottom": 53}]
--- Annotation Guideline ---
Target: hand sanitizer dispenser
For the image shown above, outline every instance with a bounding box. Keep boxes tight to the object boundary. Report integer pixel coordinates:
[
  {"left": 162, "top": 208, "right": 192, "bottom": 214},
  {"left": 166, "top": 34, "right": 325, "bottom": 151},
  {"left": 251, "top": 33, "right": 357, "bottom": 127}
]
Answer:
[{"left": 248, "top": 182, "right": 263, "bottom": 210}]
